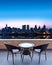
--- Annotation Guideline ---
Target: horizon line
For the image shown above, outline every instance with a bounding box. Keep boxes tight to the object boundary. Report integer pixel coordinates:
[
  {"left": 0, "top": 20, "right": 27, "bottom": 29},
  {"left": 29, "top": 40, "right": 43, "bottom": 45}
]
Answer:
[{"left": 0, "top": 24, "right": 52, "bottom": 29}]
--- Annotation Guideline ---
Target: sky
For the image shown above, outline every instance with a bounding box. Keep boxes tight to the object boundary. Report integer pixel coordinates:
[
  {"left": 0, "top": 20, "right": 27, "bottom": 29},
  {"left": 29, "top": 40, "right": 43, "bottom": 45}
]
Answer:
[{"left": 0, "top": 0, "right": 52, "bottom": 29}]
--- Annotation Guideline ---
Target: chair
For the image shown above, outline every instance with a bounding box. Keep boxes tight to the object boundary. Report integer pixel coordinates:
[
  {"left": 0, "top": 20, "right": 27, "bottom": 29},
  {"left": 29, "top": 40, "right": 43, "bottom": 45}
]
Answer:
[
  {"left": 21, "top": 48, "right": 32, "bottom": 62},
  {"left": 5, "top": 44, "right": 21, "bottom": 64},
  {"left": 32, "top": 43, "right": 49, "bottom": 63}
]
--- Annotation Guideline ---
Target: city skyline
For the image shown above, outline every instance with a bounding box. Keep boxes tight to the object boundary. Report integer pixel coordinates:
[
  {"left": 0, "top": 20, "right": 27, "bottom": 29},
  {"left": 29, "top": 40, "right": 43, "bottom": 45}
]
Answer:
[
  {"left": 0, "top": 23, "right": 52, "bottom": 30},
  {"left": 0, "top": 19, "right": 52, "bottom": 29},
  {"left": 0, "top": 0, "right": 52, "bottom": 29}
]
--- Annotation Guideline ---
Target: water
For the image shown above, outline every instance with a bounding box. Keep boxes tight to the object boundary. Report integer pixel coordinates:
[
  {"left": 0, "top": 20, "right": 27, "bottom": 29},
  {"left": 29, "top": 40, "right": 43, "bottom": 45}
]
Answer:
[{"left": 0, "top": 35, "right": 52, "bottom": 39}]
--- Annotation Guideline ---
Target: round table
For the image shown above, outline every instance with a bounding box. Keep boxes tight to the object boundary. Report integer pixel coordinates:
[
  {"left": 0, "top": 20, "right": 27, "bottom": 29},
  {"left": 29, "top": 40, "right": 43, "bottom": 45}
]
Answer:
[
  {"left": 18, "top": 43, "right": 35, "bottom": 62},
  {"left": 18, "top": 42, "right": 35, "bottom": 48}
]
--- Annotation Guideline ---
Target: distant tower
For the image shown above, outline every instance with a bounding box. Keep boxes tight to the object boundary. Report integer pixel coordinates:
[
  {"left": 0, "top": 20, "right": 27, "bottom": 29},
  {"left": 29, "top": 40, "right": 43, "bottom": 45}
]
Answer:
[
  {"left": 38, "top": 26, "right": 41, "bottom": 30},
  {"left": 5, "top": 24, "right": 8, "bottom": 29},
  {"left": 34, "top": 25, "right": 37, "bottom": 29},
  {"left": 22, "top": 25, "right": 26, "bottom": 32},
  {"left": 43, "top": 25, "right": 46, "bottom": 29},
  {"left": 27, "top": 25, "right": 29, "bottom": 32}
]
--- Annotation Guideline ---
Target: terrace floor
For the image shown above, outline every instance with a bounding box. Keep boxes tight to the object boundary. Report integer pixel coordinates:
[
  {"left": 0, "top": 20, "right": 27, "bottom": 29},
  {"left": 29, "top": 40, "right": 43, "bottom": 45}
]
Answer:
[{"left": 0, "top": 50, "right": 52, "bottom": 65}]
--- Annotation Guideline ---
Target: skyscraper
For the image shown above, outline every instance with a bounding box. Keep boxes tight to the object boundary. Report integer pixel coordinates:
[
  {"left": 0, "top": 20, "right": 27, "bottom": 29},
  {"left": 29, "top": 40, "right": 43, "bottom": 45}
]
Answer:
[
  {"left": 22, "top": 25, "right": 26, "bottom": 32},
  {"left": 27, "top": 25, "right": 29, "bottom": 32}
]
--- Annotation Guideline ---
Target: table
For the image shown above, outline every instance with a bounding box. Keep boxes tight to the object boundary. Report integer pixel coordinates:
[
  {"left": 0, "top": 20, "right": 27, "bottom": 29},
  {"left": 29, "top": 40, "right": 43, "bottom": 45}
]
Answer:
[
  {"left": 18, "top": 42, "right": 35, "bottom": 48},
  {"left": 18, "top": 42, "right": 35, "bottom": 62}
]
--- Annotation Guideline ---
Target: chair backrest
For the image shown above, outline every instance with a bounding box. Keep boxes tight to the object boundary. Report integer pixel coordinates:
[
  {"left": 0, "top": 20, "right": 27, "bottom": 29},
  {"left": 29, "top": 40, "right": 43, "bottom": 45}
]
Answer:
[
  {"left": 5, "top": 44, "right": 19, "bottom": 52},
  {"left": 34, "top": 43, "right": 49, "bottom": 51}
]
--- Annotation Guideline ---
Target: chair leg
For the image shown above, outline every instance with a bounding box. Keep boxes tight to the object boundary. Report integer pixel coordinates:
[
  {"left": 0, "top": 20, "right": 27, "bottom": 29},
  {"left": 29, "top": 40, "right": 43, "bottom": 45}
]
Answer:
[
  {"left": 12, "top": 54, "right": 14, "bottom": 65},
  {"left": 7, "top": 51, "right": 9, "bottom": 60},
  {"left": 31, "top": 51, "right": 34, "bottom": 59},
  {"left": 38, "top": 53, "right": 41, "bottom": 64},
  {"left": 29, "top": 54, "right": 32, "bottom": 61},
  {"left": 21, "top": 54, "right": 24, "bottom": 62},
  {"left": 45, "top": 51, "right": 47, "bottom": 60}
]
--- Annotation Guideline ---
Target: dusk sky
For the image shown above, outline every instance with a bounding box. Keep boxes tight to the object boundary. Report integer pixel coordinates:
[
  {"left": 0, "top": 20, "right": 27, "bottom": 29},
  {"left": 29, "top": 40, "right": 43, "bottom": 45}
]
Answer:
[{"left": 0, "top": 0, "right": 52, "bottom": 29}]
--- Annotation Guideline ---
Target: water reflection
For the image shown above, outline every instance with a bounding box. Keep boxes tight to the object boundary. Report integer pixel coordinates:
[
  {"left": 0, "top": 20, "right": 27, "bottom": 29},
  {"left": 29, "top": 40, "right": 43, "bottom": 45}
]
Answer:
[{"left": 0, "top": 35, "right": 51, "bottom": 39}]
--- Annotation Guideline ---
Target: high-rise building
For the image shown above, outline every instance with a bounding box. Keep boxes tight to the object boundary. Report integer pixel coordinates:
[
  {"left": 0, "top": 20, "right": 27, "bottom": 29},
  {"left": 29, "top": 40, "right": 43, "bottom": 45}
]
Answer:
[
  {"left": 5, "top": 24, "right": 8, "bottom": 29},
  {"left": 27, "top": 25, "right": 29, "bottom": 32},
  {"left": 22, "top": 25, "right": 26, "bottom": 32}
]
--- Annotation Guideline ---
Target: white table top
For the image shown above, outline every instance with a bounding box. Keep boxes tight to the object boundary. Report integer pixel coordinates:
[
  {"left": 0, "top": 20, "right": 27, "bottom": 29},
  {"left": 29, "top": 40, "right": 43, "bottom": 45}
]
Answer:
[{"left": 18, "top": 42, "right": 35, "bottom": 48}]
